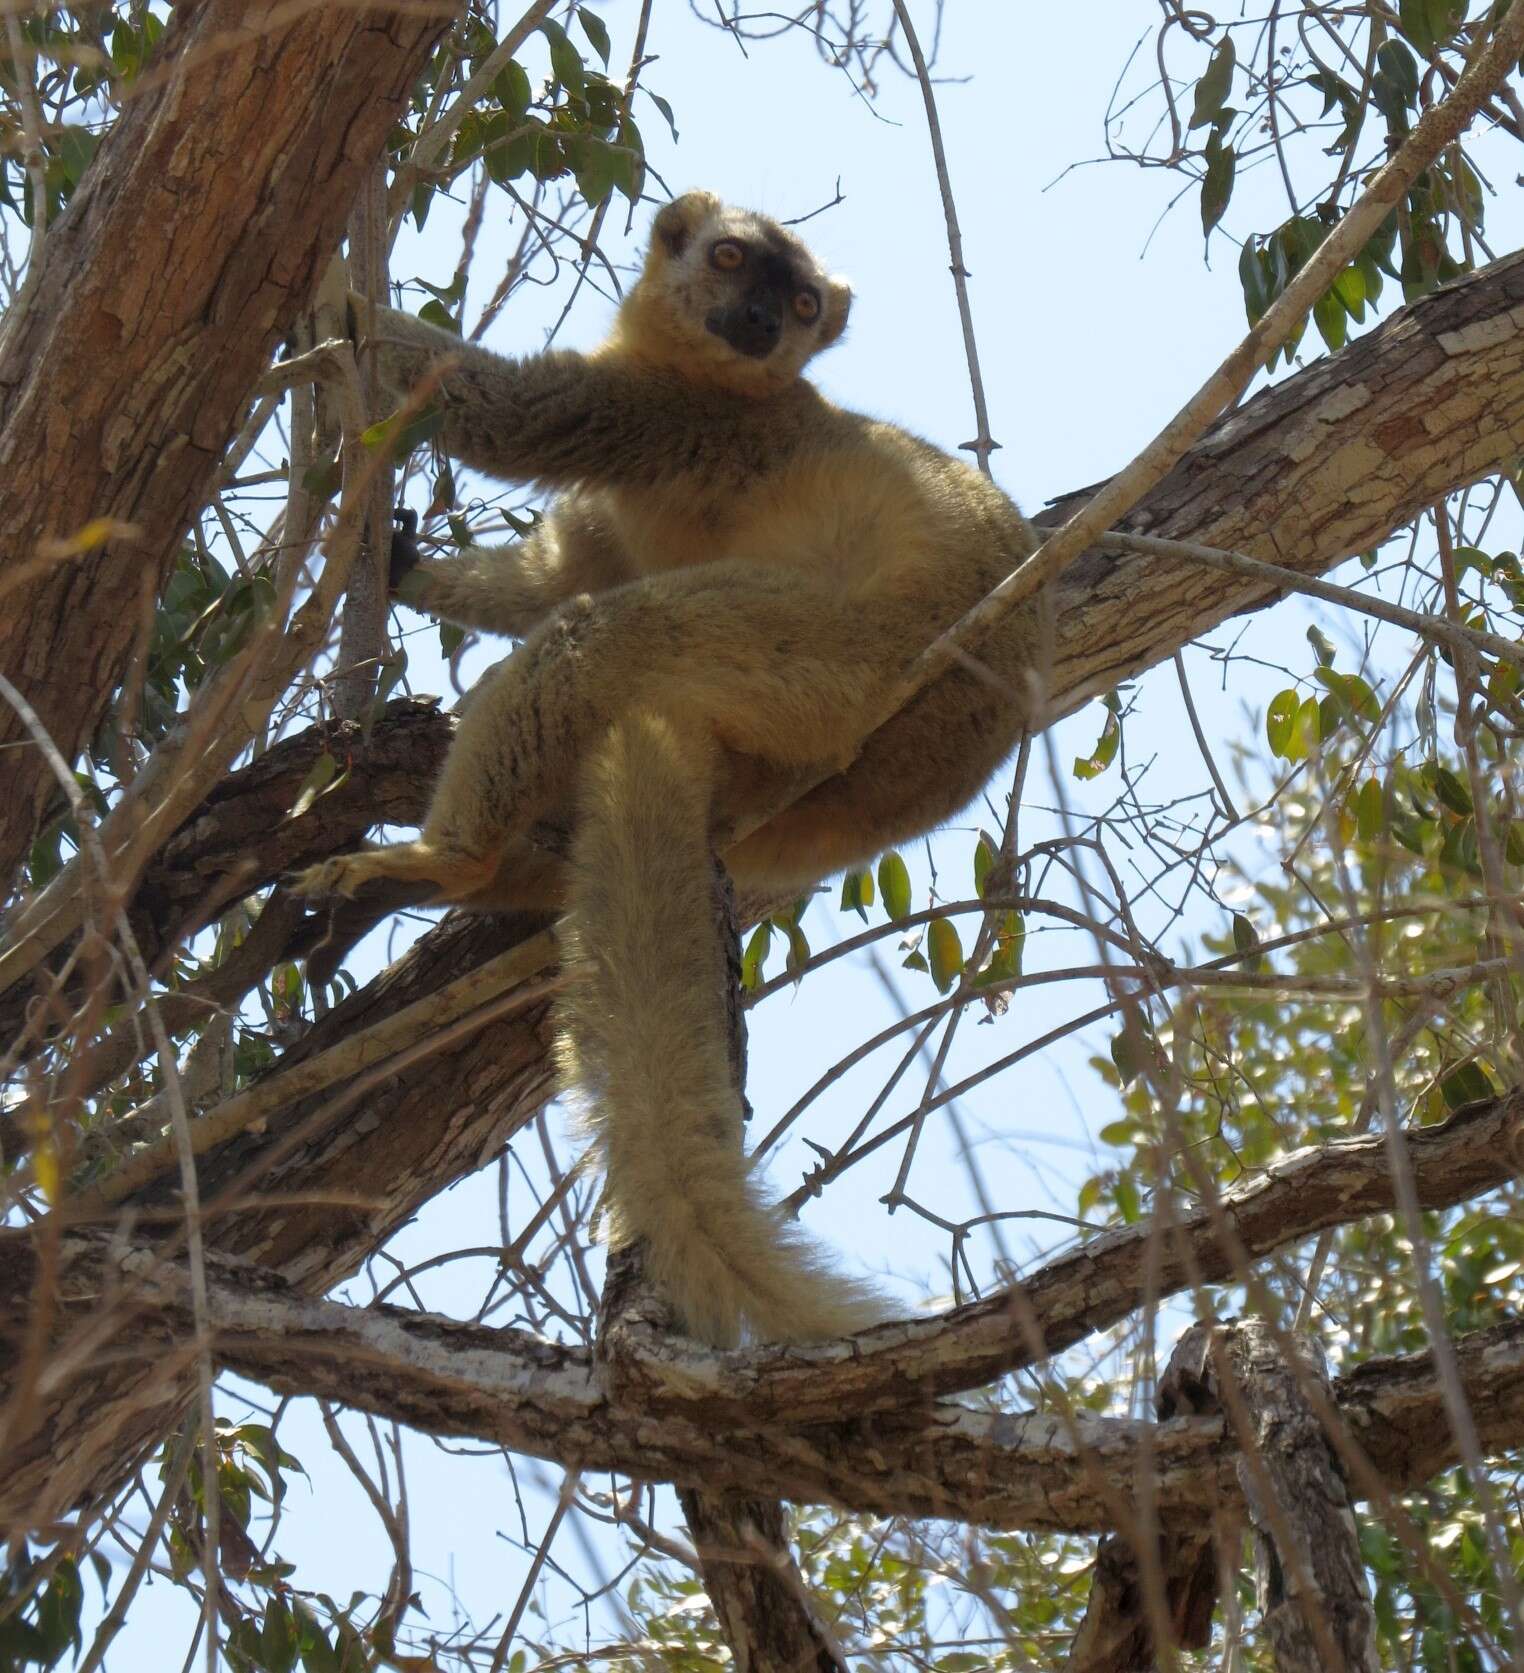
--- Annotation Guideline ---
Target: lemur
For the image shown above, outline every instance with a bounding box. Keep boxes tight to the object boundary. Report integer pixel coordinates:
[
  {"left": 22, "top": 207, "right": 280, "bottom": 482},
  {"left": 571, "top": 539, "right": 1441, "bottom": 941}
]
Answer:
[{"left": 296, "top": 192, "right": 1038, "bottom": 1346}]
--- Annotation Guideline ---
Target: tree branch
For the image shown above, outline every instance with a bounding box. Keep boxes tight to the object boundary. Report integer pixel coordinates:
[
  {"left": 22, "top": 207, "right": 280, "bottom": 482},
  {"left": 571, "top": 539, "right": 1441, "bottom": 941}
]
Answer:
[{"left": 8, "top": 1232, "right": 1522, "bottom": 1542}]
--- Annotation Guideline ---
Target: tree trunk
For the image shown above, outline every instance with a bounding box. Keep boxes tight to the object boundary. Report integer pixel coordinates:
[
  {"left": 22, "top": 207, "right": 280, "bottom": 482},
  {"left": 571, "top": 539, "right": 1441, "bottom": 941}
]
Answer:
[{"left": 0, "top": 0, "right": 450, "bottom": 879}]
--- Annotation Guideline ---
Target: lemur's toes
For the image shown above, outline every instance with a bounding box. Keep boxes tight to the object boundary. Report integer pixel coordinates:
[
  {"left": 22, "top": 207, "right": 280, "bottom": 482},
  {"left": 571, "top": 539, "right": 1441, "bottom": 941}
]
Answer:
[{"left": 290, "top": 856, "right": 363, "bottom": 901}]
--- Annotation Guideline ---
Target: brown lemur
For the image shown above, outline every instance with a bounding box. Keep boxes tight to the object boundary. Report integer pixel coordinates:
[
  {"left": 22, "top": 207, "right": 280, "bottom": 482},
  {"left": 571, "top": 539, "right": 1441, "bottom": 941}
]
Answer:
[{"left": 294, "top": 191, "right": 1040, "bottom": 1347}]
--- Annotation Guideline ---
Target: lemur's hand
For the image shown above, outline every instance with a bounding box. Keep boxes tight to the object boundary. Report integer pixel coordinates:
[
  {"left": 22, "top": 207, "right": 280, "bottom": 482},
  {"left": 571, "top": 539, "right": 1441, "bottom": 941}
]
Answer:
[{"left": 389, "top": 506, "right": 421, "bottom": 597}]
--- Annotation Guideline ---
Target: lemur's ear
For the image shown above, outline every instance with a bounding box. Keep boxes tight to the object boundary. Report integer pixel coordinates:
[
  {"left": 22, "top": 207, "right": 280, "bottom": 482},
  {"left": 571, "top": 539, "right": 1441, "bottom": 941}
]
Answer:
[
  {"left": 652, "top": 191, "right": 722, "bottom": 258},
  {"left": 817, "top": 276, "right": 853, "bottom": 349}
]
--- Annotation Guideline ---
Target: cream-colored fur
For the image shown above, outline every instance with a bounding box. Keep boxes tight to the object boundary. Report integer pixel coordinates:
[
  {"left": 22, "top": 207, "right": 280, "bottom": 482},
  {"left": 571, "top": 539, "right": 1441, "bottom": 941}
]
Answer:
[
  {"left": 295, "top": 192, "right": 1038, "bottom": 1345},
  {"left": 559, "top": 710, "right": 885, "bottom": 1346}
]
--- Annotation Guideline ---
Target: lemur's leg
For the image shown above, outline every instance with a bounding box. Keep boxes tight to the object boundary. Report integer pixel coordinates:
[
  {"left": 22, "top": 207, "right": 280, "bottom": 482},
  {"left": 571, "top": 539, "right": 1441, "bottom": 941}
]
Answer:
[
  {"left": 727, "top": 615, "right": 1039, "bottom": 896},
  {"left": 297, "top": 563, "right": 910, "bottom": 905}
]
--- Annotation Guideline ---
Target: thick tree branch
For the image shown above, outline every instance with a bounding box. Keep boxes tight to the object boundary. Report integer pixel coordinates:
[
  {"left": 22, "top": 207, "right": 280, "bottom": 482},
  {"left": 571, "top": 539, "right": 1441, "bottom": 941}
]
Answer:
[
  {"left": 3, "top": 1087, "right": 1517, "bottom": 1530},
  {"left": 0, "top": 699, "right": 449, "bottom": 1050},
  {"left": 7, "top": 1232, "right": 1522, "bottom": 1541},
  {"left": 602, "top": 1090, "right": 1524, "bottom": 1423},
  {"left": 0, "top": 0, "right": 451, "bottom": 881}
]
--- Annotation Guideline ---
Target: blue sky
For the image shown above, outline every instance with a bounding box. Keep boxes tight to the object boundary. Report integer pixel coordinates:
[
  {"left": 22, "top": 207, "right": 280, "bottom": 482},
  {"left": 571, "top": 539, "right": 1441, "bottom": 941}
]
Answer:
[{"left": 96, "top": 2, "right": 1524, "bottom": 1661}]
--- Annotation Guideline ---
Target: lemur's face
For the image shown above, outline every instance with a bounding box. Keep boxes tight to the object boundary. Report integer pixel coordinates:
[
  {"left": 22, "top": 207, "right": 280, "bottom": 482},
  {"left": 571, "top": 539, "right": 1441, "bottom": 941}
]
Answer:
[{"left": 625, "top": 192, "right": 852, "bottom": 394}]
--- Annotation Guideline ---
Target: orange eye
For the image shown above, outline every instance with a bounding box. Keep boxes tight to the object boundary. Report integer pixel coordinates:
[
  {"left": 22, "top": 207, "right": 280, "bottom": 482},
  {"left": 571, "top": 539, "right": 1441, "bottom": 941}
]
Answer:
[
  {"left": 793, "top": 288, "right": 821, "bottom": 324},
  {"left": 710, "top": 240, "right": 745, "bottom": 271}
]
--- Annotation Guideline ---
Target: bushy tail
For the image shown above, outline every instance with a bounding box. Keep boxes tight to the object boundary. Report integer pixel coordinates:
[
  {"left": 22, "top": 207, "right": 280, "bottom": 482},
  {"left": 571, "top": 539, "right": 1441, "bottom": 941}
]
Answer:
[{"left": 556, "top": 708, "right": 886, "bottom": 1348}]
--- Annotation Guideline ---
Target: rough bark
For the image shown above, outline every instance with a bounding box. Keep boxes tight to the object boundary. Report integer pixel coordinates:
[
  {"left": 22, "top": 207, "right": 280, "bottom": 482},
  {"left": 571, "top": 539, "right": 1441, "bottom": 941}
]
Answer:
[
  {"left": 0, "top": 0, "right": 451, "bottom": 881},
  {"left": 1068, "top": 1321, "right": 1223, "bottom": 1671},
  {"left": 6, "top": 1233, "right": 1521, "bottom": 1542},
  {"left": 1, "top": 910, "right": 555, "bottom": 1530},
  {"left": 4, "top": 1092, "right": 1520, "bottom": 1534},
  {"left": 1221, "top": 1320, "right": 1380, "bottom": 1672},
  {"left": 677, "top": 1492, "right": 846, "bottom": 1673},
  {"left": 602, "top": 1090, "right": 1524, "bottom": 1424},
  {"left": 1037, "top": 246, "right": 1524, "bottom": 716},
  {"left": 9, "top": 253, "right": 1524, "bottom": 1536},
  {"left": 0, "top": 698, "right": 448, "bottom": 1049}
]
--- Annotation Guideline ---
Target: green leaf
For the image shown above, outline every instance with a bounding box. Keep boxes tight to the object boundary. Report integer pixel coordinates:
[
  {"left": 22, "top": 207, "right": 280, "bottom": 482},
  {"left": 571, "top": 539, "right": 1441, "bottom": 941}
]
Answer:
[
  {"left": 55, "top": 126, "right": 97, "bottom": 189},
  {"left": 1073, "top": 701, "right": 1121, "bottom": 780},
  {"left": 1200, "top": 131, "right": 1235, "bottom": 236},
  {"left": 1266, "top": 687, "right": 1299, "bottom": 757},
  {"left": 839, "top": 867, "right": 875, "bottom": 921},
  {"left": 35, "top": 1561, "right": 82, "bottom": 1662},
  {"left": 645, "top": 89, "right": 679, "bottom": 142},
  {"left": 1331, "top": 262, "right": 1367, "bottom": 323},
  {"left": 1355, "top": 777, "right": 1385, "bottom": 842},
  {"left": 494, "top": 59, "right": 532, "bottom": 119},
  {"left": 1313, "top": 287, "right": 1347, "bottom": 352},
  {"left": 1110, "top": 1020, "right": 1160, "bottom": 1089},
  {"left": 1189, "top": 35, "right": 1236, "bottom": 129},
  {"left": 979, "top": 910, "right": 1025, "bottom": 983},
  {"left": 928, "top": 918, "right": 964, "bottom": 994},
  {"left": 418, "top": 298, "right": 460, "bottom": 335},
  {"left": 360, "top": 399, "right": 442, "bottom": 458},
  {"left": 1314, "top": 667, "right": 1380, "bottom": 724},
  {"left": 1231, "top": 912, "right": 1264, "bottom": 973},
  {"left": 577, "top": 7, "right": 611, "bottom": 65},
  {"left": 1440, "top": 1061, "right": 1495, "bottom": 1110},
  {"left": 739, "top": 925, "right": 771, "bottom": 992},
  {"left": 1307, "top": 624, "right": 1338, "bottom": 667},
  {"left": 285, "top": 750, "right": 340, "bottom": 822},
  {"left": 261, "top": 1597, "right": 299, "bottom": 1673},
  {"left": 540, "top": 18, "right": 586, "bottom": 94},
  {"left": 783, "top": 917, "right": 811, "bottom": 980},
  {"left": 1238, "top": 238, "right": 1271, "bottom": 324},
  {"left": 1428, "top": 763, "right": 1474, "bottom": 815},
  {"left": 973, "top": 833, "right": 997, "bottom": 898},
  {"left": 1293, "top": 694, "right": 1322, "bottom": 758},
  {"left": 1114, "top": 1172, "right": 1142, "bottom": 1223},
  {"left": 878, "top": 851, "right": 911, "bottom": 921}
]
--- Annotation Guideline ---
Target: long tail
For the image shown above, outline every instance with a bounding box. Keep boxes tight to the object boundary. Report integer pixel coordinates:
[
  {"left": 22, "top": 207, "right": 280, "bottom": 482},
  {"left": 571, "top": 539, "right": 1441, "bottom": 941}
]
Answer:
[{"left": 556, "top": 708, "right": 886, "bottom": 1348}]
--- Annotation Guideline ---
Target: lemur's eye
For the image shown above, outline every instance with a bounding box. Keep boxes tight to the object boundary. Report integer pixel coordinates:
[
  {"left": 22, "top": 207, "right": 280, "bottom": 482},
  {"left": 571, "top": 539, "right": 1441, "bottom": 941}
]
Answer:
[
  {"left": 710, "top": 240, "right": 746, "bottom": 271},
  {"left": 793, "top": 288, "right": 821, "bottom": 324}
]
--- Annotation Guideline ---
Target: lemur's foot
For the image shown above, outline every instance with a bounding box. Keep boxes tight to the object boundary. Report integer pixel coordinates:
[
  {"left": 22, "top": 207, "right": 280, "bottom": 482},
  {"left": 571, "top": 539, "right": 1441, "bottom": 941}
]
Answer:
[
  {"left": 292, "top": 841, "right": 499, "bottom": 904},
  {"left": 291, "top": 852, "right": 382, "bottom": 900}
]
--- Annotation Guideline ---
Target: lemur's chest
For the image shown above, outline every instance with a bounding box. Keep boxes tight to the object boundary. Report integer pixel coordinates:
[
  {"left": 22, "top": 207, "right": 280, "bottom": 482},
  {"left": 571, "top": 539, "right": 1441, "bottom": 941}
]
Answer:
[{"left": 603, "top": 452, "right": 919, "bottom": 580}]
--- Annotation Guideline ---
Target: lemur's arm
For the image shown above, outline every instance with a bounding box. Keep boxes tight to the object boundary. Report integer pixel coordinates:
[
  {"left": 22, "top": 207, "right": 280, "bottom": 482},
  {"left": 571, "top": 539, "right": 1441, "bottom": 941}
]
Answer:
[
  {"left": 362, "top": 304, "right": 799, "bottom": 491},
  {"left": 390, "top": 499, "right": 632, "bottom": 639}
]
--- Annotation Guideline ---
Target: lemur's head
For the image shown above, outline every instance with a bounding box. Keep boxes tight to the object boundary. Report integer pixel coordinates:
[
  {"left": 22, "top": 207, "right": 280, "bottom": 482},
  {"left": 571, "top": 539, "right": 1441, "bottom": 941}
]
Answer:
[{"left": 612, "top": 191, "right": 852, "bottom": 395}]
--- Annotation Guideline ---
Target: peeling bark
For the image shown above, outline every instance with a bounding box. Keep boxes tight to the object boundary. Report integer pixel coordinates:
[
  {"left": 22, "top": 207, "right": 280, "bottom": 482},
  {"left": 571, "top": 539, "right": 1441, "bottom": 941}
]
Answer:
[
  {"left": 4, "top": 1234, "right": 1522, "bottom": 1543},
  {"left": 5, "top": 1097, "right": 1522, "bottom": 1534}
]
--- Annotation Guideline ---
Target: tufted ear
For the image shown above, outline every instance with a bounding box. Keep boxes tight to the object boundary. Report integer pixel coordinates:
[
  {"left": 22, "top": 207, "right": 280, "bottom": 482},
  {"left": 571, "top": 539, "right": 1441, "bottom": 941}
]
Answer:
[
  {"left": 817, "top": 276, "right": 853, "bottom": 349},
  {"left": 651, "top": 191, "right": 722, "bottom": 258}
]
